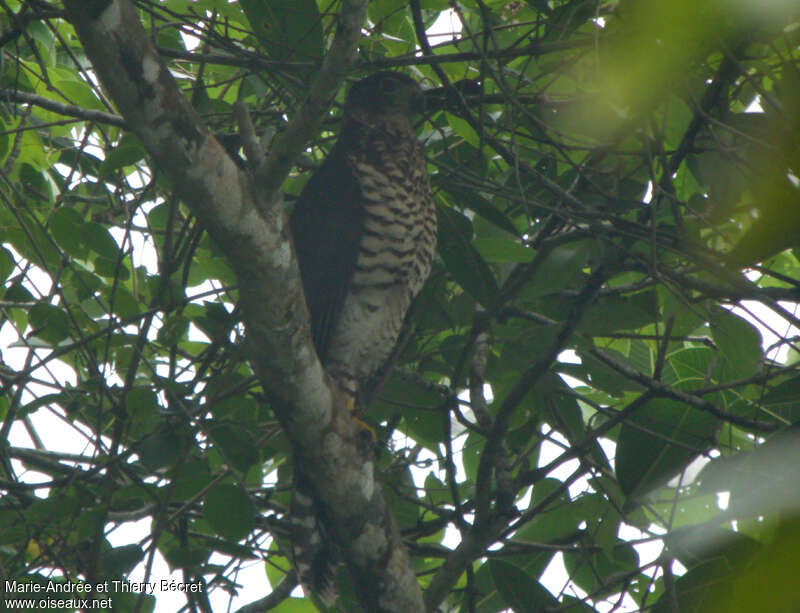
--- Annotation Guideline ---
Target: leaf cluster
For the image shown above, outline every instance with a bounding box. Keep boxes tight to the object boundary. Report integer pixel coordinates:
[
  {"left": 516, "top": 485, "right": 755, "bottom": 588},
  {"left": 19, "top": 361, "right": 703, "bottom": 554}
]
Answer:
[{"left": 1, "top": 0, "right": 799, "bottom": 612}]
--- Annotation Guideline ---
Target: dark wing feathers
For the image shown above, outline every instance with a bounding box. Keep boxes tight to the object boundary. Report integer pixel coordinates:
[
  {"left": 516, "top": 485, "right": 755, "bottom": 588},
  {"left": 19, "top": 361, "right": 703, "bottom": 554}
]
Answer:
[
  {"left": 289, "top": 143, "right": 365, "bottom": 601},
  {"left": 289, "top": 142, "right": 365, "bottom": 363}
]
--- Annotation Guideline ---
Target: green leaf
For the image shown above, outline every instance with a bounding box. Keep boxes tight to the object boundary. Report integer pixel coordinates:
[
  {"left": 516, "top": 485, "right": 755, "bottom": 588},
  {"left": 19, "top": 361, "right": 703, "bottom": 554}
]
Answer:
[
  {"left": 0, "top": 247, "right": 13, "bottom": 283},
  {"left": 663, "top": 95, "right": 693, "bottom": 148},
  {"left": 580, "top": 289, "right": 658, "bottom": 334},
  {"left": 383, "top": 465, "right": 420, "bottom": 529},
  {"left": 102, "top": 545, "right": 144, "bottom": 575},
  {"left": 157, "top": 314, "right": 189, "bottom": 346},
  {"left": 439, "top": 184, "right": 518, "bottom": 235},
  {"left": 83, "top": 221, "right": 121, "bottom": 259},
  {"left": 563, "top": 539, "right": 639, "bottom": 598},
  {"left": 53, "top": 78, "right": 105, "bottom": 111},
  {"left": 203, "top": 484, "right": 255, "bottom": 541},
  {"left": 269, "top": 597, "right": 317, "bottom": 613},
  {"left": 473, "top": 237, "right": 534, "bottom": 263},
  {"left": 265, "top": 540, "right": 293, "bottom": 589},
  {"left": 488, "top": 559, "right": 558, "bottom": 612},
  {"left": 518, "top": 242, "right": 591, "bottom": 299},
  {"left": 664, "top": 347, "right": 714, "bottom": 388},
  {"left": 98, "top": 133, "right": 146, "bottom": 178},
  {"left": 111, "top": 285, "right": 138, "bottom": 318},
  {"left": 210, "top": 423, "right": 260, "bottom": 473},
  {"left": 461, "top": 431, "right": 482, "bottom": 483},
  {"left": 709, "top": 308, "right": 763, "bottom": 378},
  {"left": 447, "top": 113, "right": 480, "bottom": 148},
  {"left": 49, "top": 207, "right": 87, "bottom": 258},
  {"left": 759, "top": 375, "right": 800, "bottom": 422},
  {"left": 579, "top": 349, "right": 637, "bottom": 396},
  {"left": 169, "top": 460, "right": 213, "bottom": 501},
  {"left": 512, "top": 478, "right": 580, "bottom": 543},
  {"left": 137, "top": 430, "right": 182, "bottom": 470},
  {"left": 29, "top": 302, "right": 70, "bottom": 344},
  {"left": 436, "top": 203, "right": 498, "bottom": 306},
  {"left": 240, "top": 0, "right": 323, "bottom": 63},
  {"left": 125, "top": 388, "right": 158, "bottom": 437},
  {"left": 616, "top": 398, "right": 719, "bottom": 498}
]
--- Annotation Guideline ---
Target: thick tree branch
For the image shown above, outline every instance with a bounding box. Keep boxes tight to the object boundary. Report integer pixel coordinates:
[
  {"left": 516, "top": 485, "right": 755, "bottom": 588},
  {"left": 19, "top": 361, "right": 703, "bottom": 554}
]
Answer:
[{"left": 63, "top": 1, "right": 424, "bottom": 611}]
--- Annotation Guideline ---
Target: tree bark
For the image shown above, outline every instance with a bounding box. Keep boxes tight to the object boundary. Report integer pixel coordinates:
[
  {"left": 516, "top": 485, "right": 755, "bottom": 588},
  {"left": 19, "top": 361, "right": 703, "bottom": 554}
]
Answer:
[{"left": 63, "top": 1, "right": 425, "bottom": 610}]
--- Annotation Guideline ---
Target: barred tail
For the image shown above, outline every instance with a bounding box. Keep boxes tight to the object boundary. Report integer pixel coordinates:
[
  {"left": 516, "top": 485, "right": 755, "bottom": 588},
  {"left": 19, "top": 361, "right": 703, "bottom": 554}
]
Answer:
[{"left": 290, "top": 471, "right": 337, "bottom": 605}]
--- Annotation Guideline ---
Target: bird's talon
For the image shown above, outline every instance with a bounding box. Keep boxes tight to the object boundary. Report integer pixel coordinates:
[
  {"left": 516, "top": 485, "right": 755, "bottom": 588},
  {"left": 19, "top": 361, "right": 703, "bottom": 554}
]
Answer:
[{"left": 352, "top": 415, "right": 377, "bottom": 443}]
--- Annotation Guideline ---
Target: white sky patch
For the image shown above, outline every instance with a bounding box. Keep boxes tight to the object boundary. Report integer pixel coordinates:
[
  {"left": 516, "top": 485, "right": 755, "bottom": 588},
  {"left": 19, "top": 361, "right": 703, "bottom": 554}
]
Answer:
[
  {"left": 732, "top": 300, "right": 800, "bottom": 363},
  {"left": 642, "top": 180, "right": 653, "bottom": 204},
  {"left": 667, "top": 455, "right": 710, "bottom": 488},
  {"left": 745, "top": 96, "right": 764, "bottom": 113},
  {"left": 539, "top": 552, "right": 642, "bottom": 612},
  {"left": 557, "top": 349, "right": 585, "bottom": 388},
  {"left": 427, "top": 9, "right": 462, "bottom": 41},
  {"left": 106, "top": 519, "right": 199, "bottom": 612}
]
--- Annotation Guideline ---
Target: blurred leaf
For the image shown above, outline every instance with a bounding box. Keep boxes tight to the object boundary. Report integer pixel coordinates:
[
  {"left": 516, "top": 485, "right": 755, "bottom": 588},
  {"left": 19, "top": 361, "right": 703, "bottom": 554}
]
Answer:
[
  {"left": 519, "top": 242, "right": 591, "bottom": 299},
  {"left": 29, "top": 302, "right": 70, "bottom": 344},
  {"left": 437, "top": 203, "right": 498, "bottom": 306},
  {"left": 488, "top": 559, "right": 558, "bottom": 612},
  {"left": 203, "top": 484, "right": 255, "bottom": 541},
  {"left": 616, "top": 398, "right": 718, "bottom": 499},
  {"left": 709, "top": 308, "right": 763, "bottom": 379},
  {"left": 439, "top": 184, "right": 518, "bottom": 235},
  {"left": 49, "top": 207, "right": 87, "bottom": 258},
  {"left": 663, "top": 95, "right": 693, "bottom": 148},
  {"left": 83, "top": 221, "right": 121, "bottom": 260},
  {"left": 157, "top": 314, "right": 189, "bottom": 346},
  {"left": 563, "top": 539, "right": 639, "bottom": 598},
  {"left": 447, "top": 113, "right": 480, "bottom": 148},
  {"left": 102, "top": 545, "right": 144, "bottom": 575},
  {"left": 759, "top": 375, "right": 800, "bottom": 422},
  {"left": 138, "top": 429, "right": 183, "bottom": 470},
  {"left": 169, "top": 460, "right": 213, "bottom": 501},
  {"left": 210, "top": 423, "right": 260, "bottom": 473},
  {"left": 240, "top": 0, "right": 323, "bottom": 63},
  {"left": 98, "top": 133, "right": 146, "bottom": 178},
  {"left": 474, "top": 237, "right": 534, "bottom": 263}
]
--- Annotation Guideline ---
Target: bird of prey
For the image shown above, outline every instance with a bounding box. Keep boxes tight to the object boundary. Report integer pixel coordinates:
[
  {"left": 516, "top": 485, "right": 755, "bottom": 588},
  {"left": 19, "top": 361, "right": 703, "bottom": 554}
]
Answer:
[{"left": 288, "top": 71, "right": 436, "bottom": 601}]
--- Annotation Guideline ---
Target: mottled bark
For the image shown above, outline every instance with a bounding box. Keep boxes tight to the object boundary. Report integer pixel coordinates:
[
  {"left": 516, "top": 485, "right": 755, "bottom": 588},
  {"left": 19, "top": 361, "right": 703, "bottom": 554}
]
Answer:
[{"left": 63, "top": 1, "right": 424, "bottom": 610}]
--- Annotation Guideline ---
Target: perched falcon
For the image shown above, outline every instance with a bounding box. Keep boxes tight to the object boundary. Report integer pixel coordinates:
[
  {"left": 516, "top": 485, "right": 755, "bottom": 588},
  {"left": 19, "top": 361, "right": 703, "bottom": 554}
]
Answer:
[{"left": 288, "top": 71, "right": 436, "bottom": 600}]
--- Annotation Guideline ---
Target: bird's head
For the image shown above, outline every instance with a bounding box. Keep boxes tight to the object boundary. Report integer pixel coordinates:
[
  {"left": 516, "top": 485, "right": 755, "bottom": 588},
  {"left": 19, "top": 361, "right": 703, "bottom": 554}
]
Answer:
[{"left": 344, "top": 72, "right": 425, "bottom": 123}]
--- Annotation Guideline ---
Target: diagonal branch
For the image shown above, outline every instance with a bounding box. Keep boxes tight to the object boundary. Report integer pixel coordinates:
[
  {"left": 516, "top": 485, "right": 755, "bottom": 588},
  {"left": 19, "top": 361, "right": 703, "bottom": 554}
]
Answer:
[
  {"left": 0, "top": 88, "right": 125, "bottom": 126},
  {"left": 63, "top": 1, "right": 424, "bottom": 611},
  {"left": 425, "top": 258, "right": 611, "bottom": 611}
]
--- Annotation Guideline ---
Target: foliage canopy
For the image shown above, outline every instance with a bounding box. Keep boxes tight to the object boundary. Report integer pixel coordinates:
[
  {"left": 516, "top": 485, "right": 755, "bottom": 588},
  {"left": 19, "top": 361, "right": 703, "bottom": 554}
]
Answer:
[{"left": 1, "top": 0, "right": 799, "bottom": 612}]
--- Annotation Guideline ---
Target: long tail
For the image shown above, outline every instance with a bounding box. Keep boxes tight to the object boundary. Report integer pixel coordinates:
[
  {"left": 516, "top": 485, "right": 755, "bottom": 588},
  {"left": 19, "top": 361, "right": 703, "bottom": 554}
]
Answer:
[{"left": 290, "top": 470, "right": 337, "bottom": 605}]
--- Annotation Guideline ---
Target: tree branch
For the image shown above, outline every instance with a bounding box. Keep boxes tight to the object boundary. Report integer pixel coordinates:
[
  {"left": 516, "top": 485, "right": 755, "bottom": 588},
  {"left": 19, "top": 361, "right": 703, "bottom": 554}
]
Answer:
[
  {"left": 254, "top": 0, "right": 369, "bottom": 207},
  {"left": 0, "top": 88, "right": 125, "bottom": 127},
  {"left": 63, "top": 1, "right": 424, "bottom": 611}
]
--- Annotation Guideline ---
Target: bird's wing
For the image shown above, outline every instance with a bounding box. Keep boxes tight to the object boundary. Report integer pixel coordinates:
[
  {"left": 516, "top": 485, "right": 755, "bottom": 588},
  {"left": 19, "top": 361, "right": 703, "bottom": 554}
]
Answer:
[{"left": 290, "top": 142, "right": 365, "bottom": 363}]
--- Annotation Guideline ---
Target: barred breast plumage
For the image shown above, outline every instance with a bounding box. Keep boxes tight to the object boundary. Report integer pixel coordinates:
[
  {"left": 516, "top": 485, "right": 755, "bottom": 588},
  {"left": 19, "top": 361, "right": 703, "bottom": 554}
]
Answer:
[
  {"left": 287, "top": 71, "right": 436, "bottom": 602},
  {"left": 324, "top": 114, "right": 436, "bottom": 396}
]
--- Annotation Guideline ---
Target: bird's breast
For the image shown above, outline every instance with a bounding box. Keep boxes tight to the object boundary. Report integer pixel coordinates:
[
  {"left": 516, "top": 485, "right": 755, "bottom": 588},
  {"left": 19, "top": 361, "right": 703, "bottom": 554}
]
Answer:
[{"left": 348, "top": 144, "right": 436, "bottom": 295}]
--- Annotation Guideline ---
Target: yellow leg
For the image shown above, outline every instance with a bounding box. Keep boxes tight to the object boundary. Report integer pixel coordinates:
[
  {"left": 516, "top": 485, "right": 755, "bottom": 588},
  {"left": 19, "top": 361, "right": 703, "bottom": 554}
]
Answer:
[{"left": 347, "top": 396, "right": 376, "bottom": 443}]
